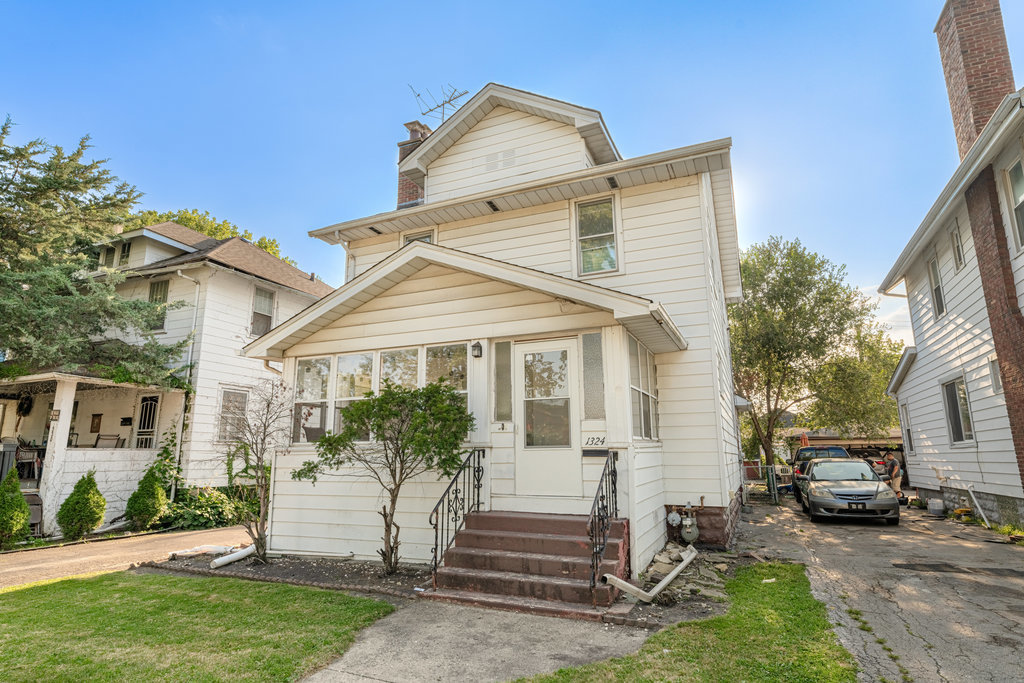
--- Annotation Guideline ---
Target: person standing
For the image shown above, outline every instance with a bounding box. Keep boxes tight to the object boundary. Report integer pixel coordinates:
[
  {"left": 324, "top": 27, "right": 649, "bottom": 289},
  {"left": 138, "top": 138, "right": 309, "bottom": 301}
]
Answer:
[{"left": 884, "top": 453, "right": 903, "bottom": 497}]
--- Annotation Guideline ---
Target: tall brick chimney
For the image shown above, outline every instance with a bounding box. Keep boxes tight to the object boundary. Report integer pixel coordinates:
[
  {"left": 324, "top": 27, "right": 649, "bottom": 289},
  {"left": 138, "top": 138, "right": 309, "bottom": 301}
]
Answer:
[
  {"left": 935, "top": 0, "right": 1016, "bottom": 159},
  {"left": 397, "top": 120, "right": 432, "bottom": 209}
]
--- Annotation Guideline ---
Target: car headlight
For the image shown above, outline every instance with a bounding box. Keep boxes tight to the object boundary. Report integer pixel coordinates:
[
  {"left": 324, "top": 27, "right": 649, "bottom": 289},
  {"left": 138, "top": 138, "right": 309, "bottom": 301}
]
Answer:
[
  {"left": 809, "top": 485, "right": 835, "bottom": 500},
  {"left": 876, "top": 487, "right": 896, "bottom": 500}
]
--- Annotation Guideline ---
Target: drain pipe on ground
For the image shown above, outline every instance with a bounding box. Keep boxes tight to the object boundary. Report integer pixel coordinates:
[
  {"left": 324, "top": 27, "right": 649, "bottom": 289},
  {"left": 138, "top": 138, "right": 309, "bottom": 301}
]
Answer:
[
  {"left": 210, "top": 544, "right": 256, "bottom": 569},
  {"left": 602, "top": 544, "right": 699, "bottom": 603},
  {"left": 930, "top": 467, "right": 991, "bottom": 529}
]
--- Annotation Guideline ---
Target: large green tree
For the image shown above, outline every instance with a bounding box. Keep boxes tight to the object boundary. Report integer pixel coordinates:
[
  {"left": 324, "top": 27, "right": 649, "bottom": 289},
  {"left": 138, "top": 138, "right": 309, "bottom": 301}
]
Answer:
[
  {"left": 729, "top": 236, "right": 882, "bottom": 465},
  {"left": 0, "top": 118, "right": 187, "bottom": 385},
  {"left": 126, "top": 208, "right": 296, "bottom": 265}
]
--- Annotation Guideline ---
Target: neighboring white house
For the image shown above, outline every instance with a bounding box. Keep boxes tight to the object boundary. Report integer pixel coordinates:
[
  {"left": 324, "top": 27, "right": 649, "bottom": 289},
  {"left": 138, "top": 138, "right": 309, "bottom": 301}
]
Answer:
[
  {"left": 0, "top": 221, "right": 332, "bottom": 534},
  {"left": 245, "top": 83, "right": 745, "bottom": 594},
  {"left": 881, "top": 0, "right": 1024, "bottom": 525}
]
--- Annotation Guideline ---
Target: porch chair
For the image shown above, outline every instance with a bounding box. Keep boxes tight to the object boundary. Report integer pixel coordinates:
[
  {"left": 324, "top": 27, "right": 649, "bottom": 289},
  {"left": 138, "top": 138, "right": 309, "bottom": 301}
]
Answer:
[{"left": 94, "top": 434, "right": 120, "bottom": 448}]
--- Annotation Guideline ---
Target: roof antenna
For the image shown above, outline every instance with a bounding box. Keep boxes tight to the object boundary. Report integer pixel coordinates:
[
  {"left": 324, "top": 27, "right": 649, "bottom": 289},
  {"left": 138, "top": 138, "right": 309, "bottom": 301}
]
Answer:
[{"left": 407, "top": 83, "right": 469, "bottom": 123}]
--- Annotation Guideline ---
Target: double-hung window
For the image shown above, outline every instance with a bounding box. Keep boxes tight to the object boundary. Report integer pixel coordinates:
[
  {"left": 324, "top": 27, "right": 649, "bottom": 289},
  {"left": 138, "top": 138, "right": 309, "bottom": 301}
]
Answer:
[
  {"left": 148, "top": 280, "right": 169, "bottom": 330},
  {"left": 577, "top": 198, "right": 617, "bottom": 275},
  {"left": 120, "top": 241, "right": 132, "bottom": 266},
  {"left": 218, "top": 389, "right": 249, "bottom": 442},
  {"left": 103, "top": 247, "right": 115, "bottom": 268},
  {"left": 426, "top": 344, "right": 468, "bottom": 399},
  {"left": 252, "top": 287, "right": 275, "bottom": 336},
  {"left": 1008, "top": 160, "right": 1024, "bottom": 249},
  {"left": 334, "top": 353, "right": 373, "bottom": 440},
  {"left": 898, "top": 403, "right": 914, "bottom": 454},
  {"left": 950, "top": 223, "right": 965, "bottom": 271},
  {"left": 941, "top": 377, "right": 974, "bottom": 444},
  {"left": 990, "top": 358, "right": 1003, "bottom": 394},
  {"left": 927, "top": 258, "right": 945, "bottom": 318},
  {"left": 293, "top": 358, "right": 330, "bottom": 443},
  {"left": 628, "top": 336, "right": 658, "bottom": 439}
]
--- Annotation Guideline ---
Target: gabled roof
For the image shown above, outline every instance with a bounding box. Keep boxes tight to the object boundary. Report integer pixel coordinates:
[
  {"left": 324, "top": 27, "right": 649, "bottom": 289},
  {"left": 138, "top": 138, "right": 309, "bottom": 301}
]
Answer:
[
  {"left": 886, "top": 346, "right": 917, "bottom": 397},
  {"left": 879, "top": 89, "right": 1024, "bottom": 294},
  {"left": 128, "top": 227, "right": 333, "bottom": 298},
  {"left": 143, "top": 221, "right": 221, "bottom": 248},
  {"left": 398, "top": 83, "right": 621, "bottom": 188},
  {"left": 244, "top": 241, "right": 687, "bottom": 360}
]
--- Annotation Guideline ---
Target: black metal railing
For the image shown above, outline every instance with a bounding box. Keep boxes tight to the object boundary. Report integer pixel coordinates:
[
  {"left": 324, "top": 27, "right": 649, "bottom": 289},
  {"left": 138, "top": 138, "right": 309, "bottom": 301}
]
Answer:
[
  {"left": 429, "top": 448, "right": 486, "bottom": 588},
  {"left": 586, "top": 450, "right": 619, "bottom": 590}
]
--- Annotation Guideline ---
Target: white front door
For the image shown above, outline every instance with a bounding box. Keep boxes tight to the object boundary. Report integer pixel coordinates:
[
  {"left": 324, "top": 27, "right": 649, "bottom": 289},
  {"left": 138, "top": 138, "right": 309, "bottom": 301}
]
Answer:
[{"left": 513, "top": 339, "right": 582, "bottom": 498}]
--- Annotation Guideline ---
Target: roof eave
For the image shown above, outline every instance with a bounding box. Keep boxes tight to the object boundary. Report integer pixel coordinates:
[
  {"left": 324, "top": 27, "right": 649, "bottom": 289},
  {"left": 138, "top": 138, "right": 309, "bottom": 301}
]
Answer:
[{"left": 886, "top": 346, "right": 917, "bottom": 397}]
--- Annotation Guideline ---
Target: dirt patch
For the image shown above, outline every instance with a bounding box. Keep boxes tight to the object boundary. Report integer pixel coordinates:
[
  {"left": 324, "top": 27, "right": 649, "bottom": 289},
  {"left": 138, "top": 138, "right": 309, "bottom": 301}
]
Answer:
[{"left": 154, "top": 554, "right": 432, "bottom": 598}]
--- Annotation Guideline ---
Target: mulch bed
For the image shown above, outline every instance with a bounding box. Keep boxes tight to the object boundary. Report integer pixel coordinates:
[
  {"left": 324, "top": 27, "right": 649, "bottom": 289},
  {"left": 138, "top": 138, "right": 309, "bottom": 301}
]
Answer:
[{"left": 151, "top": 554, "right": 432, "bottom": 600}]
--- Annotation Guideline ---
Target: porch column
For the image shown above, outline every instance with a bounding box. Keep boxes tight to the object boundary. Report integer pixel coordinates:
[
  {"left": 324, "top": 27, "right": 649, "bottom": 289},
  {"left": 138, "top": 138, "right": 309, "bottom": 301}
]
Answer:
[{"left": 39, "top": 379, "right": 76, "bottom": 535}]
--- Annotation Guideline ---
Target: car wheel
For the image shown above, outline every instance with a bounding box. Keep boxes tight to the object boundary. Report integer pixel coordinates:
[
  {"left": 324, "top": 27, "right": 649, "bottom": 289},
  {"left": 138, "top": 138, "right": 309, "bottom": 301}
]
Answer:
[
  {"left": 886, "top": 517, "right": 900, "bottom": 526},
  {"left": 793, "top": 489, "right": 802, "bottom": 504},
  {"left": 801, "top": 498, "right": 809, "bottom": 513},
  {"left": 809, "top": 511, "right": 823, "bottom": 523}
]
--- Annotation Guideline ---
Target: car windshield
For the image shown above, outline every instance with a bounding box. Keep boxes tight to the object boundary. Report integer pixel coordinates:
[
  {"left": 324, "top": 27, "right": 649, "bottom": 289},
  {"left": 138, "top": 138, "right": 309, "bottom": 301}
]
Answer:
[
  {"left": 796, "top": 447, "right": 848, "bottom": 461},
  {"left": 810, "top": 461, "right": 878, "bottom": 481}
]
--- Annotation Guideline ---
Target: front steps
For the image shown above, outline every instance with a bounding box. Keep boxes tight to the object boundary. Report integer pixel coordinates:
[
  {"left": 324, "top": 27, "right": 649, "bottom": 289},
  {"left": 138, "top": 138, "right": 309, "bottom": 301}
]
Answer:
[{"left": 421, "top": 511, "right": 630, "bottom": 620}]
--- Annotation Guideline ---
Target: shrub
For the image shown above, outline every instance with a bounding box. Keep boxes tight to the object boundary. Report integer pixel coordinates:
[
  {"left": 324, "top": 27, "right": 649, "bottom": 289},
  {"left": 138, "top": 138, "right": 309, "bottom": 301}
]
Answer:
[
  {"left": 125, "top": 467, "right": 168, "bottom": 530},
  {"left": 0, "top": 468, "right": 31, "bottom": 549},
  {"left": 163, "top": 487, "right": 240, "bottom": 530},
  {"left": 56, "top": 471, "right": 106, "bottom": 540}
]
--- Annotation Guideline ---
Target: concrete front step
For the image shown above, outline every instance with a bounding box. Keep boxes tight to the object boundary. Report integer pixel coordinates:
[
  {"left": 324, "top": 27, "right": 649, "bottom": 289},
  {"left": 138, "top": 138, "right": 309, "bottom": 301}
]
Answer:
[
  {"left": 466, "top": 511, "right": 628, "bottom": 537},
  {"left": 435, "top": 566, "right": 616, "bottom": 606},
  {"left": 420, "top": 587, "right": 609, "bottom": 621},
  {"left": 454, "top": 528, "right": 623, "bottom": 558},
  {"left": 444, "top": 546, "right": 619, "bottom": 581}
]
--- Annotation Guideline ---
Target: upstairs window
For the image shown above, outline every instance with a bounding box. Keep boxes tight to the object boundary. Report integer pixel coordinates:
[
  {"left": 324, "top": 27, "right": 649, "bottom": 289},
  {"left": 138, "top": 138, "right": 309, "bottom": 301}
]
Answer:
[
  {"left": 899, "top": 403, "right": 914, "bottom": 454},
  {"left": 927, "top": 257, "right": 945, "bottom": 318},
  {"left": 120, "top": 240, "right": 132, "bottom": 265},
  {"left": 404, "top": 230, "right": 434, "bottom": 245},
  {"left": 577, "top": 198, "right": 617, "bottom": 275},
  {"left": 102, "top": 247, "right": 115, "bottom": 268},
  {"left": 148, "top": 280, "right": 169, "bottom": 330},
  {"left": 990, "top": 358, "right": 1003, "bottom": 394},
  {"left": 941, "top": 377, "right": 974, "bottom": 443},
  {"left": 1009, "top": 160, "right": 1024, "bottom": 249},
  {"left": 950, "top": 223, "right": 965, "bottom": 272},
  {"left": 252, "top": 287, "right": 275, "bottom": 336}
]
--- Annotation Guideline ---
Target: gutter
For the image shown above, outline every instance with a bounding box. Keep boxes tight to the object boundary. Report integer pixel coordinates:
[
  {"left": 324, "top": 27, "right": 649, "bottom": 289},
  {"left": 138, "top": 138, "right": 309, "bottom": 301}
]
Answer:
[{"left": 879, "top": 90, "right": 1024, "bottom": 294}]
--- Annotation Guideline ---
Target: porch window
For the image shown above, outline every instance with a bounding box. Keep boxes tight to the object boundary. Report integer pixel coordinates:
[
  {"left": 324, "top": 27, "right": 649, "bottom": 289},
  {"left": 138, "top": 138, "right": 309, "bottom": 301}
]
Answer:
[
  {"left": 334, "top": 353, "right": 372, "bottom": 440},
  {"left": 1008, "top": 160, "right": 1024, "bottom": 248},
  {"left": 941, "top": 377, "right": 973, "bottom": 444},
  {"left": 293, "top": 357, "right": 330, "bottom": 443},
  {"left": 581, "top": 332, "right": 605, "bottom": 419},
  {"left": 494, "top": 341, "right": 512, "bottom": 422},
  {"left": 135, "top": 395, "right": 160, "bottom": 448},
  {"left": 218, "top": 389, "right": 249, "bottom": 442},
  {"left": 148, "top": 280, "right": 169, "bottom": 330},
  {"left": 252, "top": 287, "right": 275, "bottom": 337},
  {"left": 577, "top": 198, "right": 617, "bottom": 275},
  {"left": 426, "top": 344, "right": 467, "bottom": 398},
  {"left": 381, "top": 348, "right": 418, "bottom": 389},
  {"left": 628, "top": 336, "right": 659, "bottom": 440}
]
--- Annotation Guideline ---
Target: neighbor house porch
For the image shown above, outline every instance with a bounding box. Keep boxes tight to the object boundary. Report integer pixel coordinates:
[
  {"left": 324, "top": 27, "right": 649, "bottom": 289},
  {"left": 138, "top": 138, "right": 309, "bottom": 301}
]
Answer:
[{"left": 0, "top": 372, "right": 186, "bottom": 535}]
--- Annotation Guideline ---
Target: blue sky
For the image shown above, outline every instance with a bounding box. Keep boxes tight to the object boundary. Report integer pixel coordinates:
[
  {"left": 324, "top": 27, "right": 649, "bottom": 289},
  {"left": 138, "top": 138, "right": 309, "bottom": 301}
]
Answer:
[{"left": 5, "top": 1, "right": 1023, "bottom": 343}]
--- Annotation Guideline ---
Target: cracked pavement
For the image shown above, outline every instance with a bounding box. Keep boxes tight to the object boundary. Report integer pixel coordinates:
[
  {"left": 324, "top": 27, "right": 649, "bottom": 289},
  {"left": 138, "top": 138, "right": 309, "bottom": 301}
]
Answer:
[{"left": 738, "top": 500, "right": 1024, "bottom": 682}]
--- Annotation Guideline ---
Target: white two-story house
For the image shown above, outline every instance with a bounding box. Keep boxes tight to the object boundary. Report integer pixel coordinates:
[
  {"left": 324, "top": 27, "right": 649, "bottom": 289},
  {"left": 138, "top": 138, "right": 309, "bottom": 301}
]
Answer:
[
  {"left": 245, "top": 84, "right": 744, "bottom": 615},
  {"left": 882, "top": 0, "right": 1024, "bottom": 526},
  {"left": 1, "top": 220, "right": 332, "bottom": 534}
]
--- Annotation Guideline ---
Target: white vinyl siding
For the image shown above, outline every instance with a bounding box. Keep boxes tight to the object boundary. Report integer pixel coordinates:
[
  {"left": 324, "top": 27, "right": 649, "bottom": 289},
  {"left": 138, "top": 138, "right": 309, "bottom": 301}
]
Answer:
[{"left": 424, "top": 106, "right": 589, "bottom": 203}]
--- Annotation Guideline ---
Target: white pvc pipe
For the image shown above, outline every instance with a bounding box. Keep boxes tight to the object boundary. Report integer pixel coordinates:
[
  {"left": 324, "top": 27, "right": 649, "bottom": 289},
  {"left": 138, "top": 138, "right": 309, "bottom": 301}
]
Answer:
[
  {"left": 965, "top": 484, "right": 991, "bottom": 529},
  {"left": 602, "top": 544, "right": 699, "bottom": 603},
  {"left": 210, "top": 544, "right": 255, "bottom": 569}
]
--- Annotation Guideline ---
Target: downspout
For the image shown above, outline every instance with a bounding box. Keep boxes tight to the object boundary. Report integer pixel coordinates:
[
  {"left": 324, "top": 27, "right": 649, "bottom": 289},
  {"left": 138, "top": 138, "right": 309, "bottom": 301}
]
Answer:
[
  {"left": 602, "top": 545, "right": 699, "bottom": 603},
  {"left": 171, "top": 269, "right": 201, "bottom": 501}
]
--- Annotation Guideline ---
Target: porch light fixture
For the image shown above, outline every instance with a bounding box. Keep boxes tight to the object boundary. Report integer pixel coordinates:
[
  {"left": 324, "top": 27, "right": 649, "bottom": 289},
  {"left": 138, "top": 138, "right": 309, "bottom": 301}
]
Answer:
[{"left": 471, "top": 341, "right": 483, "bottom": 358}]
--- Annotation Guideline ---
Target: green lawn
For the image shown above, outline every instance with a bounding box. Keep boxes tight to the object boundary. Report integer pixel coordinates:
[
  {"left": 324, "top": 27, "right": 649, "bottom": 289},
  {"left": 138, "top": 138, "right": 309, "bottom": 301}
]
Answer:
[
  {"left": 0, "top": 571, "right": 393, "bottom": 682},
  {"left": 532, "top": 563, "right": 857, "bottom": 683}
]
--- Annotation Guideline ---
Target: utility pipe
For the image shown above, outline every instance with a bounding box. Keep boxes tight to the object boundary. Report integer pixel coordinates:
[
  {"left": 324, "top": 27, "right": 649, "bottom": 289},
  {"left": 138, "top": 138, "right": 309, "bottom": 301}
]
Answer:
[
  {"left": 210, "top": 544, "right": 256, "bottom": 569},
  {"left": 930, "top": 467, "right": 991, "bottom": 528},
  {"left": 602, "top": 544, "right": 699, "bottom": 603}
]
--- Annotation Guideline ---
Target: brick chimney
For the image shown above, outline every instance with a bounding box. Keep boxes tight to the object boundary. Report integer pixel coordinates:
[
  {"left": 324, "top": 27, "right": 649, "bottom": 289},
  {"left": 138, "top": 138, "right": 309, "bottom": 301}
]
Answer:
[
  {"left": 935, "top": 0, "right": 1016, "bottom": 159},
  {"left": 397, "top": 120, "right": 432, "bottom": 209}
]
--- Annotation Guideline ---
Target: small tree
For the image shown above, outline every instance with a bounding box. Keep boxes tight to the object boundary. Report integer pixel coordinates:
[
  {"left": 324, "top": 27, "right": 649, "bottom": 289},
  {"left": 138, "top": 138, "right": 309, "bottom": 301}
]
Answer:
[
  {"left": 56, "top": 471, "right": 106, "bottom": 540},
  {"left": 124, "top": 467, "right": 168, "bottom": 530},
  {"left": 292, "top": 380, "right": 475, "bottom": 575},
  {"left": 0, "top": 468, "right": 31, "bottom": 549},
  {"left": 224, "top": 379, "right": 291, "bottom": 563}
]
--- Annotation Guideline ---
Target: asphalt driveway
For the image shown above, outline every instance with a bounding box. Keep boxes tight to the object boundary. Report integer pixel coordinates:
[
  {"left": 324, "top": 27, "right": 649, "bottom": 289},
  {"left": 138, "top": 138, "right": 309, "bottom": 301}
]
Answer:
[
  {"left": 0, "top": 526, "right": 248, "bottom": 589},
  {"left": 738, "top": 499, "right": 1024, "bottom": 682}
]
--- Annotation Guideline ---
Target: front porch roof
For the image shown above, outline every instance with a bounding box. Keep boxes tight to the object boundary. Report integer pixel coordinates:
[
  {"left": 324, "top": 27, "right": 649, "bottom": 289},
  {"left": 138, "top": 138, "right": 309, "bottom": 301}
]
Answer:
[
  {"left": 0, "top": 371, "right": 184, "bottom": 397},
  {"left": 244, "top": 242, "right": 689, "bottom": 360}
]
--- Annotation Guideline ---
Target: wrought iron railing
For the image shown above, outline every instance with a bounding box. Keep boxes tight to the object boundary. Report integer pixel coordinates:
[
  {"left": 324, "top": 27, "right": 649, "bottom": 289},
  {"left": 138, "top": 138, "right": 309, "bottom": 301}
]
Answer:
[
  {"left": 429, "top": 448, "right": 486, "bottom": 588},
  {"left": 586, "top": 450, "right": 619, "bottom": 590}
]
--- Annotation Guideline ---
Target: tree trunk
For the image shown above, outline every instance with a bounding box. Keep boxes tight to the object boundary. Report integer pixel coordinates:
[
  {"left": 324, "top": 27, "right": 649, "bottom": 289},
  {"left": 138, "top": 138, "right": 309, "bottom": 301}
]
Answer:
[{"left": 378, "top": 491, "right": 401, "bottom": 575}]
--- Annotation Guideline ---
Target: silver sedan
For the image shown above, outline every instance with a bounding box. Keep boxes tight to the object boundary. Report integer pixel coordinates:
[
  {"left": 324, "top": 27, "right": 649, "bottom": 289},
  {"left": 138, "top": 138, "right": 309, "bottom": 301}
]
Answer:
[{"left": 795, "top": 458, "right": 900, "bottom": 526}]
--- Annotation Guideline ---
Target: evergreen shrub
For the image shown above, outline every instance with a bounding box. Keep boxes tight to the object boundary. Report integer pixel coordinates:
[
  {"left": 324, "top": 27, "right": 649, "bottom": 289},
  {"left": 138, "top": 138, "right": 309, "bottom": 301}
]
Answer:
[
  {"left": 0, "top": 468, "right": 31, "bottom": 549},
  {"left": 56, "top": 471, "right": 106, "bottom": 540},
  {"left": 125, "top": 467, "right": 168, "bottom": 530}
]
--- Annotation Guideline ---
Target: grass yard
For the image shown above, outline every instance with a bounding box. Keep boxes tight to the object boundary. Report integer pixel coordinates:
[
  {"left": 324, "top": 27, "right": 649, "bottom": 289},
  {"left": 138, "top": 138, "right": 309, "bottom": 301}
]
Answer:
[
  {"left": 532, "top": 563, "right": 857, "bottom": 683},
  {"left": 0, "top": 571, "right": 393, "bottom": 682}
]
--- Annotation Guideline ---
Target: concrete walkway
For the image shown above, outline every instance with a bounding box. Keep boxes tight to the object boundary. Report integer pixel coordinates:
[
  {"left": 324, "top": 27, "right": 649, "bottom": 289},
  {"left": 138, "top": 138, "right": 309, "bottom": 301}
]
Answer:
[
  {"left": 304, "top": 600, "right": 651, "bottom": 683},
  {"left": 0, "top": 526, "right": 248, "bottom": 589},
  {"left": 738, "top": 500, "right": 1024, "bottom": 683}
]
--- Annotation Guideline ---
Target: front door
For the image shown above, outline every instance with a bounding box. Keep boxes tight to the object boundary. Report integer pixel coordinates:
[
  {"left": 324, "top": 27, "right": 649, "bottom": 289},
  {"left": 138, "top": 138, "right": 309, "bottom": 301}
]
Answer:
[{"left": 513, "top": 340, "right": 582, "bottom": 498}]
